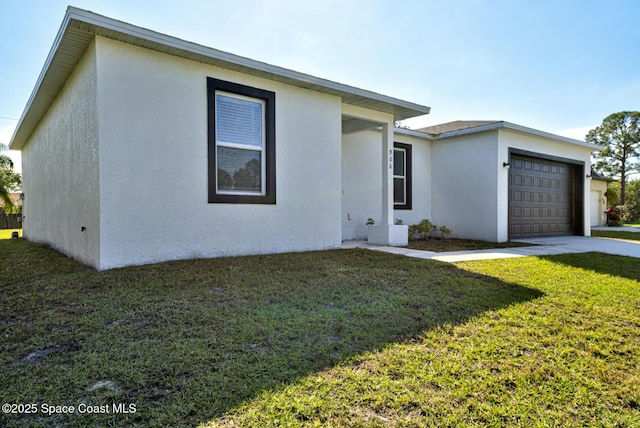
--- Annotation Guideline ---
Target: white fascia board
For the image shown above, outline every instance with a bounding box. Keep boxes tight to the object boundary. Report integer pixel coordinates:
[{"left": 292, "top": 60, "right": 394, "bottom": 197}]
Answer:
[
  {"left": 434, "top": 121, "right": 601, "bottom": 151},
  {"left": 9, "top": 11, "right": 75, "bottom": 150},
  {"left": 501, "top": 122, "right": 601, "bottom": 151},
  {"left": 393, "top": 127, "right": 435, "bottom": 140},
  {"left": 431, "top": 121, "right": 505, "bottom": 139},
  {"left": 10, "top": 7, "right": 430, "bottom": 149},
  {"left": 361, "top": 127, "right": 435, "bottom": 141}
]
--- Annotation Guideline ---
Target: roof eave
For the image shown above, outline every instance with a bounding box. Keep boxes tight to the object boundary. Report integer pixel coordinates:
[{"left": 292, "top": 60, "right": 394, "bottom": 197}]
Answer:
[
  {"left": 10, "top": 10, "right": 76, "bottom": 150},
  {"left": 430, "top": 121, "right": 505, "bottom": 139},
  {"left": 431, "top": 121, "right": 601, "bottom": 151},
  {"left": 501, "top": 122, "right": 601, "bottom": 150},
  {"left": 394, "top": 127, "right": 435, "bottom": 140},
  {"left": 10, "top": 7, "right": 430, "bottom": 149}
]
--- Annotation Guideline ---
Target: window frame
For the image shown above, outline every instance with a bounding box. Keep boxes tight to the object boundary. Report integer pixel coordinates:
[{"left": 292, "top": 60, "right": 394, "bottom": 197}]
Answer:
[
  {"left": 393, "top": 142, "right": 412, "bottom": 210},
  {"left": 207, "top": 78, "right": 276, "bottom": 204}
]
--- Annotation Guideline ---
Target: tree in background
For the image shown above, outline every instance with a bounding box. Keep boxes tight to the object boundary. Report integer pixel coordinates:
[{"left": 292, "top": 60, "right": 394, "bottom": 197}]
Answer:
[
  {"left": 586, "top": 111, "right": 640, "bottom": 205},
  {"left": 0, "top": 143, "right": 21, "bottom": 213},
  {"left": 606, "top": 181, "right": 620, "bottom": 207},
  {"left": 624, "top": 180, "right": 640, "bottom": 223}
]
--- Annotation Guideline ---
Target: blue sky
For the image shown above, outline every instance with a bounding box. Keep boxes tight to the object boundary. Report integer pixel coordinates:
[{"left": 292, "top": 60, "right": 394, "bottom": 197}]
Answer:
[{"left": 1, "top": 0, "right": 639, "bottom": 169}]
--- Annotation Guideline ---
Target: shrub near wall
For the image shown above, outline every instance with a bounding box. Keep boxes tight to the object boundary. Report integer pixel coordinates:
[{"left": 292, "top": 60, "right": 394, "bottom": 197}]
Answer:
[
  {"left": 606, "top": 207, "right": 624, "bottom": 227},
  {"left": 408, "top": 219, "right": 451, "bottom": 240}
]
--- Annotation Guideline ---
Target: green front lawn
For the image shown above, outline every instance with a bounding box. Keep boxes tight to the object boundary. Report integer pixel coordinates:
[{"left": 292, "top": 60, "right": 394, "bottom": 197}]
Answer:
[
  {"left": 1, "top": 240, "right": 638, "bottom": 427},
  {"left": 592, "top": 229, "right": 640, "bottom": 241},
  {"left": 407, "top": 238, "right": 533, "bottom": 252}
]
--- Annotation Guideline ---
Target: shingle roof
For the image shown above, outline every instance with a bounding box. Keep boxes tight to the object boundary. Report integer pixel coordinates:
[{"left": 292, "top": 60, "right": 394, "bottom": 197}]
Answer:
[
  {"left": 415, "top": 120, "right": 502, "bottom": 136},
  {"left": 590, "top": 169, "right": 616, "bottom": 182}
]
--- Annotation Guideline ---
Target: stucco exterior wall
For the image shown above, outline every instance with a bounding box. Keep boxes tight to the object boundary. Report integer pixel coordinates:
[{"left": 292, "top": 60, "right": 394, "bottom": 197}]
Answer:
[
  {"left": 341, "top": 131, "right": 431, "bottom": 240},
  {"left": 95, "top": 37, "right": 342, "bottom": 269},
  {"left": 431, "top": 131, "right": 500, "bottom": 241},
  {"left": 21, "top": 41, "right": 100, "bottom": 266},
  {"left": 341, "top": 130, "right": 382, "bottom": 240},
  {"left": 497, "top": 128, "right": 594, "bottom": 239},
  {"left": 429, "top": 128, "right": 594, "bottom": 243}
]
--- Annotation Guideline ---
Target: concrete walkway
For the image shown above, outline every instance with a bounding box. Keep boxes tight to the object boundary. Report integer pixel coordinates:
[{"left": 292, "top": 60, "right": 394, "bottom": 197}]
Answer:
[
  {"left": 592, "top": 225, "right": 640, "bottom": 232},
  {"left": 342, "top": 233, "right": 640, "bottom": 262}
]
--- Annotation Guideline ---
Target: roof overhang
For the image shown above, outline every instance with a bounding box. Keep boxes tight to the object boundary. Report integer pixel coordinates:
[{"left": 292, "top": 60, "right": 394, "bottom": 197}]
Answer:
[
  {"left": 430, "top": 121, "right": 601, "bottom": 151},
  {"left": 10, "top": 7, "right": 430, "bottom": 149},
  {"left": 393, "top": 127, "right": 436, "bottom": 140}
]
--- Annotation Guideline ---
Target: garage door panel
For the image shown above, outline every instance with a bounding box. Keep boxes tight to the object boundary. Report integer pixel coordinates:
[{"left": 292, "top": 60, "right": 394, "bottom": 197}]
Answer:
[
  {"left": 509, "top": 154, "right": 575, "bottom": 239},
  {"left": 513, "top": 192, "right": 521, "bottom": 202}
]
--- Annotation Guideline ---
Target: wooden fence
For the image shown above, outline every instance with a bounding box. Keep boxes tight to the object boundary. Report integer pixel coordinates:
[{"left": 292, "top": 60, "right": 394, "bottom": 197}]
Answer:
[{"left": 0, "top": 214, "right": 22, "bottom": 229}]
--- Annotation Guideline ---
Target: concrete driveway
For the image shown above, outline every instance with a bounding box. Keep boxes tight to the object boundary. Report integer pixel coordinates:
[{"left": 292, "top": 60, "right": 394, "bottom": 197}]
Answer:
[{"left": 342, "top": 232, "right": 640, "bottom": 263}]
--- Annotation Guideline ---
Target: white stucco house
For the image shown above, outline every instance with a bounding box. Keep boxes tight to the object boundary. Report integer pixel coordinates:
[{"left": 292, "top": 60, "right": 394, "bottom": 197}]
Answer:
[
  {"left": 10, "top": 8, "right": 601, "bottom": 270},
  {"left": 344, "top": 120, "right": 600, "bottom": 243}
]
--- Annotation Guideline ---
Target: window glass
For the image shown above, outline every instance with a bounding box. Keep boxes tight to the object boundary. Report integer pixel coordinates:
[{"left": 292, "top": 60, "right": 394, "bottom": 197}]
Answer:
[
  {"left": 394, "top": 177, "right": 405, "bottom": 204},
  {"left": 393, "top": 143, "right": 412, "bottom": 210},
  {"left": 216, "top": 147, "right": 262, "bottom": 192},
  {"left": 215, "top": 92, "right": 265, "bottom": 195},
  {"left": 216, "top": 94, "right": 263, "bottom": 147},
  {"left": 207, "top": 77, "right": 276, "bottom": 204},
  {"left": 393, "top": 148, "right": 406, "bottom": 204},
  {"left": 393, "top": 150, "right": 405, "bottom": 176}
]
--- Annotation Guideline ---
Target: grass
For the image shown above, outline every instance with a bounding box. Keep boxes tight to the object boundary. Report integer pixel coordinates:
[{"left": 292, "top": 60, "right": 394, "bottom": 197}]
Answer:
[
  {"left": 1, "top": 240, "right": 639, "bottom": 427},
  {"left": 407, "top": 238, "right": 533, "bottom": 252},
  {"left": 0, "top": 229, "right": 21, "bottom": 239},
  {"left": 592, "top": 229, "right": 640, "bottom": 241}
]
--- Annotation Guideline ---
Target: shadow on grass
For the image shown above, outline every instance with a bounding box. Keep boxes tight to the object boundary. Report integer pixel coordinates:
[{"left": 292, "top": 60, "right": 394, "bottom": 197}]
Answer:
[
  {"left": 0, "top": 243, "right": 544, "bottom": 427},
  {"left": 539, "top": 251, "right": 640, "bottom": 282}
]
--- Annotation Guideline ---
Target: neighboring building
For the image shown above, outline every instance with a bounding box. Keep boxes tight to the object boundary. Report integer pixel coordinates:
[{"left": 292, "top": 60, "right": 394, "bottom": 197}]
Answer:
[
  {"left": 0, "top": 193, "right": 22, "bottom": 229},
  {"left": 589, "top": 170, "right": 615, "bottom": 227},
  {"left": 0, "top": 193, "right": 23, "bottom": 213},
  {"left": 10, "top": 8, "right": 601, "bottom": 270}
]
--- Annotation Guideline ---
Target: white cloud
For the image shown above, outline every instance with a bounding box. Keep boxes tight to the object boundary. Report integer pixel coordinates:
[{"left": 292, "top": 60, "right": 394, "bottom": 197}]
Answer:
[{"left": 554, "top": 125, "right": 595, "bottom": 141}]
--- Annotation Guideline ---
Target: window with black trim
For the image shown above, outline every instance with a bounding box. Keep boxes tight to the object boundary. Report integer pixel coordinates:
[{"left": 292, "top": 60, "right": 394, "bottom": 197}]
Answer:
[
  {"left": 207, "top": 78, "right": 276, "bottom": 204},
  {"left": 393, "top": 142, "right": 412, "bottom": 210}
]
